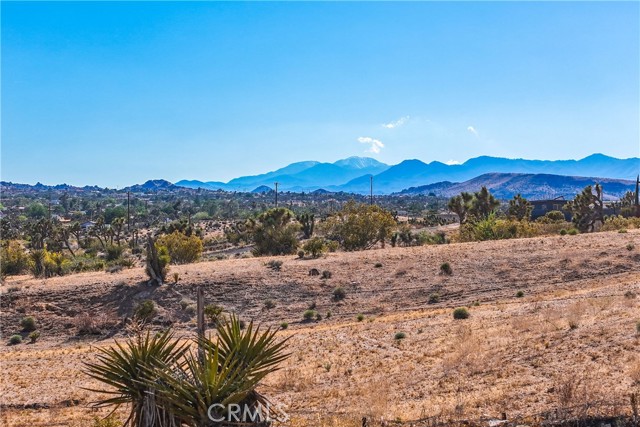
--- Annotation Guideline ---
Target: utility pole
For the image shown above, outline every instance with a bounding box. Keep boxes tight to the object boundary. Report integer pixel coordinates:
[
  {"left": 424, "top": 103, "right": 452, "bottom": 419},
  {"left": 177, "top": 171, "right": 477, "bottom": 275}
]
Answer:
[
  {"left": 127, "top": 191, "right": 131, "bottom": 232},
  {"left": 274, "top": 182, "right": 279, "bottom": 207},
  {"left": 369, "top": 175, "right": 373, "bottom": 205}
]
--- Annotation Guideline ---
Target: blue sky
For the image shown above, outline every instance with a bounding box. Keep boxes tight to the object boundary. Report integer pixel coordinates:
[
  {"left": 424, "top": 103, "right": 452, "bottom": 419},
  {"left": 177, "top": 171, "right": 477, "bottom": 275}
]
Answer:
[{"left": 2, "top": 1, "right": 639, "bottom": 187}]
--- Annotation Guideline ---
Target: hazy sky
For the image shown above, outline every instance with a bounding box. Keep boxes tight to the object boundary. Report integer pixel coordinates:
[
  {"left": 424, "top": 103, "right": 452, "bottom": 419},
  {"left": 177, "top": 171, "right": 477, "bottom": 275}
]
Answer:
[{"left": 2, "top": 1, "right": 639, "bottom": 187}]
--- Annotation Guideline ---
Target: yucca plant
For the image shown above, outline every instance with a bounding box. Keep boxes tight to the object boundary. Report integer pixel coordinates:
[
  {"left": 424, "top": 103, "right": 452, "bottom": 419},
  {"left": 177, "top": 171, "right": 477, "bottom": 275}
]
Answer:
[{"left": 84, "top": 329, "right": 188, "bottom": 427}]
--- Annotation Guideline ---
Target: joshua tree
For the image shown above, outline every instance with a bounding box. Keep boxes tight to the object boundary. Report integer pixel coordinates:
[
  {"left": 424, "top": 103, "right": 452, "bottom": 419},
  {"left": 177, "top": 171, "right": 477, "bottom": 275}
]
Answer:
[
  {"left": 145, "top": 236, "right": 170, "bottom": 286},
  {"left": 469, "top": 186, "right": 500, "bottom": 221},
  {"left": 447, "top": 192, "right": 474, "bottom": 224},
  {"left": 296, "top": 212, "right": 315, "bottom": 239},
  {"left": 564, "top": 184, "right": 604, "bottom": 232},
  {"left": 507, "top": 194, "right": 533, "bottom": 221}
]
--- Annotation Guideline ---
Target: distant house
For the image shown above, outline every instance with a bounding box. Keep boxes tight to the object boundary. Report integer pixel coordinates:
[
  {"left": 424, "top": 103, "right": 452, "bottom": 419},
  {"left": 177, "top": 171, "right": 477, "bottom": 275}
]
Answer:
[
  {"left": 80, "top": 221, "right": 96, "bottom": 230},
  {"left": 530, "top": 197, "right": 571, "bottom": 220}
]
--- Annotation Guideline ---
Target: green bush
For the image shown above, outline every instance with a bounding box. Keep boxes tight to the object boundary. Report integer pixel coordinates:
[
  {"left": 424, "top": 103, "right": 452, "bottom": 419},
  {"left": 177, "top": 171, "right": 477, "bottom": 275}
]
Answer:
[
  {"left": 266, "top": 260, "right": 283, "bottom": 271},
  {"left": 157, "top": 231, "right": 203, "bottom": 264},
  {"left": 21, "top": 316, "right": 37, "bottom": 332},
  {"left": 280, "top": 322, "right": 289, "bottom": 329},
  {"left": 303, "top": 310, "right": 317, "bottom": 321},
  {"left": 204, "top": 304, "right": 224, "bottom": 326},
  {"left": 567, "top": 229, "right": 578, "bottom": 235},
  {"left": 394, "top": 332, "right": 406, "bottom": 340},
  {"left": 9, "top": 334, "right": 22, "bottom": 345},
  {"left": 321, "top": 270, "right": 332, "bottom": 279},
  {"left": 627, "top": 243, "right": 635, "bottom": 251},
  {"left": 333, "top": 287, "right": 346, "bottom": 301},
  {"left": 250, "top": 208, "right": 300, "bottom": 256},
  {"left": 440, "top": 262, "right": 452, "bottom": 275},
  {"left": 319, "top": 201, "right": 396, "bottom": 251},
  {"left": 264, "top": 299, "right": 276, "bottom": 310},
  {"left": 356, "top": 314, "right": 364, "bottom": 322},
  {"left": 92, "top": 415, "right": 121, "bottom": 427},
  {"left": 28, "top": 331, "right": 40, "bottom": 343},
  {"left": 428, "top": 293, "right": 440, "bottom": 304},
  {"left": 516, "top": 290, "right": 524, "bottom": 298},
  {"left": 559, "top": 229, "right": 567, "bottom": 235},
  {"left": 453, "top": 307, "right": 470, "bottom": 320},
  {"left": 302, "top": 237, "right": 328, "bottom": 258},
  {"left": 134, "top": 300, "right": 156, "bottom": 323},
  {"left": 105, "top": 245, "right": 124, "bottom": 262},
  {"left": 374, "top": 262, "right": 383, "bottom": 268},
  {"left": 0, "top": 240, "right": 30, "bottom": 276},
  {"left": 297, "top": 250, "right": 305, "bottom": 259}
]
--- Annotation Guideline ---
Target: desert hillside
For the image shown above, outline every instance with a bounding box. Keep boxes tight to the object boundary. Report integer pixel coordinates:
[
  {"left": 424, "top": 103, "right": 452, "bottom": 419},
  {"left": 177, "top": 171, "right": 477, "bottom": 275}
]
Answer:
[{"left": 1, "top": 230, "right": 639, "bottom": 426}]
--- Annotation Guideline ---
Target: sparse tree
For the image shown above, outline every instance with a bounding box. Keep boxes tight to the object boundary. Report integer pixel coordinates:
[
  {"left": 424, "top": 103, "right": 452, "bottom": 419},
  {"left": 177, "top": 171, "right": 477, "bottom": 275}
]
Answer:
[
  {"left": 249, "top": 208, "right": 300, "bottom": 256},
  {"left": 507, "top": 194, "right": 533, "bottom": 221},
  {"left": 447, "top": 192, "right": 473, "bottom": 224},
  {"left": 469, "top": 186, "right": 500, "bottom": 221},
  {"left": 564, "top": 184, "right": 604, "bottom": 233},
  {"left": 296, "top": 212, "right": 315, "bottom": 239}
]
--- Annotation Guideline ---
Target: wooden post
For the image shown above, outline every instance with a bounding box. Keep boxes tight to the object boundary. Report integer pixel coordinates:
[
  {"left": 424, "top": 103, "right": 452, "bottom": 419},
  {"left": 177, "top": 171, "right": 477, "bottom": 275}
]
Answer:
[{"left": 196, "top": 286, "right": 205, "bottom": 362}]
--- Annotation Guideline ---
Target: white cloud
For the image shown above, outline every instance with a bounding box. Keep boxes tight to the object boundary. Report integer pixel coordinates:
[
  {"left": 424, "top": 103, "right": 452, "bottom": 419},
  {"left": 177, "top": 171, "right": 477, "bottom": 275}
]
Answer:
[
  {"left": 467, "top": 126, "right": 479, "bottom": 137},
  {"left": 382, "top": 116, "right": 410, "bottom": 129},
  {"left": 445, "top": 160, "right": 461, "bottom": 165},
  {"left": 357, "top": 136, "right": 384, "bottom": 154}
]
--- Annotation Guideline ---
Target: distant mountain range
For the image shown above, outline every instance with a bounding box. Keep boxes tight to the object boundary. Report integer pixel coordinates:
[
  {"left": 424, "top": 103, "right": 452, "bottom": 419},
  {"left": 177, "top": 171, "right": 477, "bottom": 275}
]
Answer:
[
  {"left": 396, "top": 173, "right": 636, "bottom": 200},
  {"left": 176, "top": 154, "right": 639, "bottom": 194}
]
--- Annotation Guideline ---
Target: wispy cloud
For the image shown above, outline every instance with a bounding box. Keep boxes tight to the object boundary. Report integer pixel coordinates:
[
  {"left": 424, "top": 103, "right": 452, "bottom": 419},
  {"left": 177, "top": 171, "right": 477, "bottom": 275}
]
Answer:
[
  {"left": 382, "top": 116, "right": 410, "bottom": 129},
  {"left": 467, "top": 126, "right": 479, "bottom": 137},
  {"left": 445, "top": 160, "right": 461, "bottom": 165},
  {"left": 357, "top": 136, "right": 384, "bottom": 154}
]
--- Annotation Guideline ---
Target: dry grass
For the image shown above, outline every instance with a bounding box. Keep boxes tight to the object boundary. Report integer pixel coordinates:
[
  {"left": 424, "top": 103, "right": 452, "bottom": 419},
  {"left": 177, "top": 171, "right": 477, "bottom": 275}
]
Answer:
[{"left": 1, "top": 229, "right": 639, "bottom": 425}]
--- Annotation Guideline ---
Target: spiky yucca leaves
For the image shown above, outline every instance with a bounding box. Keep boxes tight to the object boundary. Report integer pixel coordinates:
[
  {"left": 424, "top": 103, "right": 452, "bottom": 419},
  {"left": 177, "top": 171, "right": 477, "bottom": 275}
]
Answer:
[
  {"left": 151, "top": 317, "right": 290, "bottom": 426},
  {"left": 84, "top": 330, "right": 188, "bottom": 427},
  {"left": 152, "top": 344, "right": 265, "bottom": 427},
  {"left": 202, "top": 315, "right": 292, "bottom": 416}
]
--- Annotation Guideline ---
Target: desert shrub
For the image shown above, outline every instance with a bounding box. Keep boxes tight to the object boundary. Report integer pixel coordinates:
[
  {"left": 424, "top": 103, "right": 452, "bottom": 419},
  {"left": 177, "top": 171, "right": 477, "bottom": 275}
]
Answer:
[
  {"left": 428, "top": 293, "right": 440, "bottom": 304},
  {"left": 134, "top": 300, "right": 156, "bottom": 323},
  {"left": 266, "top": 260, "right": 283, "bottom": 271},
  {"left": 29, "top": 249, "right": 67, "bottom": 278},
  {"left": 157, "top": 231, "right": 203, "bottom": 264},
  {"left": 602, "top": 215, "right": 640, "bottom": 232},
  {"left": 297, "top": 250, "right": 305, "bottom": 259},
  {"left": 415, "top": 231, "right": 446, "bottom": 245},
  {"left": 21, "top": 316, "right": 36, "bottom": 331},
  {"left": 440, "top": 262, "right": 452, "bottom": 275},
  {"left": 460, "top": 214, "right": 541, "bottom": 242},
  {"left": 308, "top": 268, "right": 320, "bottom": 276},
  {"left": 280, "top": 322, "right": 288, "bottom": 329},
  {"left": 321, "top": 270, "right": 332, "bottom": 279},
  {"left": 326, "top": 240, "right": 339, "bottom": 252},
  {"left": 619, "top": 229, "right": 628, "bottom": 234},
  {"left": 357, "top": 314, "right": 364, "bottom": 322},
  {"left": 65, "top": 255, "right": 106, "bottom": 273},
  {"left": 567, "top": 228, "right": 578, "bottom": 235},
  {"left": 516, "top": 290, "right": 524, "bottom": 298},
  {"left": 326, "top": 311, "right": 332, "bottom": 319},
  {"left": 9, "top": 334, "right": 22, "bottom": 345},
  {"left": 75, "top": 312, "right": 108, "bottom": 335},
  {"left": 542, "top": 210, "right": 566, "bottom": 223},
  {"left": 302, "top": 237, "right": 328, "bottom": 258},
  {"left": 0, "top": 240, "right": 30, "bottom": 276},
  {"left": 453, "top": 307, "right": 470, "bottom": 320},
  {"left": 315, "top": 313, "right": 322, "bottom": 321},
  {"left": 308, "top": 301, "right": 317, "bottom": 310},
  {"left": 394, "top": 332, "right": 406, "bottom": 340},
  {"left": 333, "top": 287, "right": 346, "bottom": 301},
  {"left": 374, "top": 262, "right": 383, "bottom": 268},
  {"left": 28, "top": 331, "right": 40, "bottom": 343},
  {"left": 264, "top": 299, "right": 276, "bottom": 310},
  {"left": 172, "top": 272, "right": 180, "bottom": 283},
  {"left": 303, "top": 310, "right": 317, "bottom": 321},
  {"left": 319, "top": 201, "right": 396, "bottom": 251},
  {"left": 106, "top": 265, "right": 123, "bottom": 274},
  {"left": 204, "top": 304, "right": 224, "bottom": 326},
  {"left": 627, "top": 243, "right": 635, "bottom": 251},
  {"left": 105, "top": 245, "right": 124, "bottom": 262},
  {"left": 249, "top": 208, "right": 300, "bottom": 256},
  {"left": 559, "top": 229, "right": 567, "bottom": 235}
]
